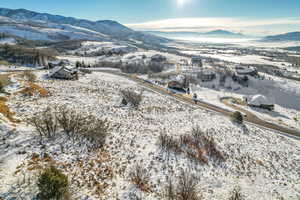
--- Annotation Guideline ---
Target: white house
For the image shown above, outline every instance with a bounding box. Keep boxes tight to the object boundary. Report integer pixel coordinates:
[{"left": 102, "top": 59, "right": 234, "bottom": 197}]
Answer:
[
  {"left": 235, "top": 66, "right": 258, "bottom": 76},
  {"left": 248, "top": 95, "right": 275, "bottom": 111}
]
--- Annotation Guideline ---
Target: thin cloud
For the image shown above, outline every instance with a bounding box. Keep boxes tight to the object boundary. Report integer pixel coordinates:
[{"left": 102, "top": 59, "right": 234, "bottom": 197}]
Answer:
[{"left": 126, "top": 17, "right": 300, "bottom": 35}]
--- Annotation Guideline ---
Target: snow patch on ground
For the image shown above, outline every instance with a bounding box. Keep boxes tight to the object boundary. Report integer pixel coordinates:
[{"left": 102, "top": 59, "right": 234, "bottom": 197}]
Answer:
[{"left": 0, "top": 71, "right": 299, "bottom": 199}]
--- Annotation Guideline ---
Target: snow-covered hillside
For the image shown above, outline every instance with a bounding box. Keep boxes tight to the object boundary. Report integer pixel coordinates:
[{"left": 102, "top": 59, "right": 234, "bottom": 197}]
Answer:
[
  {"left": 0, "top": 71, "right": 299, "bottom": 199},
  {"left": 0, "top": 8, "right": 170, "bottom": 45}
]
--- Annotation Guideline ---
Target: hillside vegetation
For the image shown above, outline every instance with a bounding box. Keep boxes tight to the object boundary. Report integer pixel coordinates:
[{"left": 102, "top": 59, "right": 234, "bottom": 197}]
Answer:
[{"left": 0, "top": 44, "right": 57, "bottom": 66}]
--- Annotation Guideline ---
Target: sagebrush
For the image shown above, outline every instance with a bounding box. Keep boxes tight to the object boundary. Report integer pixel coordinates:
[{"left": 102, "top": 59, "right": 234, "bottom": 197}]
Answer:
[
  {"left": 28, "top": 106, "right": 109, "bottom": 148},
  {"left": 164, "top": 170, "right": 202, "bottom": 200},
  {"left": 120, "top": 89, "right": 143, "bottom": 108},
  {"left": 129, "top": 164, "right": 151, "bottom": 193},
  {"left": 28, "top": 107, "right": 59, "bottom": 141}
]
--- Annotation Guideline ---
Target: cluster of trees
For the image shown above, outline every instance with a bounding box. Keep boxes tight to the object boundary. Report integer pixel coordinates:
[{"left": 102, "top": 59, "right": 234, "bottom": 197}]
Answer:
[
  {"left": 286, "top": 56, "right": 300, "bottom": 67},
  {"left": 0, "top": 44, "right": 57, "bottom": 66},
  {"left": 0, "top": 33, "right": 9, "bottom": 39},
  {"left": 120, "top": 62, "right": 165, "bottom": 74},
  {"left": 80, "top": 60, "right": 165, "bottom": 74}
]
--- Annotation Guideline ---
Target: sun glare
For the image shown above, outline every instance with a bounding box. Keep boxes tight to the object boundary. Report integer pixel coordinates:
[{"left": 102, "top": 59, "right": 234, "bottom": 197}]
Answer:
[{"left": 177, "top": 0, "right": 192, "bottom": 7}]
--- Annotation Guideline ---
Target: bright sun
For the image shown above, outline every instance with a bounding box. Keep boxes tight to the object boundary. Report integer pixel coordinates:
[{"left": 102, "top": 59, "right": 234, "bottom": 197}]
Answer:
[{"left": 177, "top": 0, "right": 191, "bottom": 7}]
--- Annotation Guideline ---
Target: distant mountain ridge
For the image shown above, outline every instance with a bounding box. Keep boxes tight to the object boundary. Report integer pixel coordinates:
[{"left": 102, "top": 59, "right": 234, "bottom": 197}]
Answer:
[
  {"left": 0, "top": 7, "right": 170, "bottom": 45},
  {"left": 147, "top": 29, "right": 245, "bottom": 38},
  {"left": 264, "top": 32, "right": 300, "bottom": 41}
]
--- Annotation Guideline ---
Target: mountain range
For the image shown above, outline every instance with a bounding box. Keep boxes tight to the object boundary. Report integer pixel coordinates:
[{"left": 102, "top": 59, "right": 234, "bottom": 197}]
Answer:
[
  {"left": 264, "top": 32, "right": 300, "bottom": 41},
  {"left": 0, "top": 7, "right": 300, "bottom": 46},
  {"left": 147, "top": 30, "right": 245, "bottom": 38},
  {"left": 0, "top": 8, "right": 169, "bottom": 45}
]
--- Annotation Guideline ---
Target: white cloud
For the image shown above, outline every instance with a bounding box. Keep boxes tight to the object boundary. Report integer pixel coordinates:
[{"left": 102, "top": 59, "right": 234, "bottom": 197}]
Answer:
[{"left": 126, "top": 17, "right": 300, "bottom": 35}]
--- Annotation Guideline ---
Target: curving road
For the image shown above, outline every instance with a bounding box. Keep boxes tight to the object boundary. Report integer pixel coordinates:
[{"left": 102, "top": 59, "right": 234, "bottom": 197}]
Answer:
[
  {"left": 99, "top": 70, "right": 300, "bottom": 140},
  {"left": 3, "top": 68, "right": 300, "bottom": 139}
]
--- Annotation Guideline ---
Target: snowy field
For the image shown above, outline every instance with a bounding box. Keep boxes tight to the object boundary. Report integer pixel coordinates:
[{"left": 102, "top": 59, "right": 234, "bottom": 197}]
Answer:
[
  {"left": 181, "top": 50, "right": 293, "bottom": 70},
  {"left": 0, "top": 71, "right": 299, "bottom": 199},
  {"left": 170, "top": 36, "right": 300, "bottom": 48},
  {"left": 188, "top": 72, "right": 300, "bottom": 130}
]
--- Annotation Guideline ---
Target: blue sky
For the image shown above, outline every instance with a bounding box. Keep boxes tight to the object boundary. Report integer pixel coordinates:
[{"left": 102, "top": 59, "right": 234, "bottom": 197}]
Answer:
[{"left": 1, "top": 0, "right": 300, "bottom": 35}]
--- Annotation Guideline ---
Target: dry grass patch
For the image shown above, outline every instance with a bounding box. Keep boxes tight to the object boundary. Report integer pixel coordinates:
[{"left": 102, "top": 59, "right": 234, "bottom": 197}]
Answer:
[
  {"left": 0, "top": 73, "right": 11, "bottom": 92},
  {"left": 19, "top": 82, "right": 49, "bottom": 97},
  {"left": 18, "top": 71, "right": 37, "bottom": 82},
  {"left": 0, "top": 97, "right": 19, "bottom": 122}
]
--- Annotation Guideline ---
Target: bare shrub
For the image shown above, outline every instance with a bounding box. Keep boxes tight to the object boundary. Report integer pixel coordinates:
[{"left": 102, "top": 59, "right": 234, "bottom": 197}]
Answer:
[
  {"left": 28, "top": 107, "right": 59, "bottom": 140},
  {"left": 55, "top": 106, "right": 87, "bottom": 139},
  {"left": 191, "top": 127, "right": 226, "bottom": 162},
  {"left": 56, "top": 106, "right": 109, "bottom": 147},
  {"left": 158, "top": 133, "right": 181, "bottom": 155},
  {"left": 228, "top": 186, "right": 245, "bottom": 200},
  {"left": 83, "top": 116, "right": 109, "bottom": 147},
  {"left": 165, "top": 170, "right": 202, "bottom": 200},
  {"left": 129, "top": 164, "right": 151, "bottom": 193},
  {"left": 120, "top": 89, "right": 143, "bottom": 109},
  {"left": 158, "top": 127, "right": 226, "bottom": 164},
  {"left": 121, "top": 62, "right": 164, "bottom": 74},
  {"left": 0, "top": 74, "right": 11, "bottom": 92},
  {"left": 165, "top": 179, "right": 176, "bottom": 200},
  {"left": 94, "top": 61, "right": 122, "bottom": 69}
]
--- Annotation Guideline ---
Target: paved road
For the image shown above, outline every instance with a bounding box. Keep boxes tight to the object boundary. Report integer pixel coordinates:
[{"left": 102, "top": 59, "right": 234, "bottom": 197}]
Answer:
[
  {"left": 4, "top": 68, "right": 300, "bottom": 139},
  {"left": 97, "top": 70, "right": 300, "bottom": 139}
]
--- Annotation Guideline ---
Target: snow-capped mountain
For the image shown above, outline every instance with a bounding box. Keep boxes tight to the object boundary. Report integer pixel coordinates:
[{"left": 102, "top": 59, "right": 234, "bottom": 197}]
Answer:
[
  {"left": 264, "top": 31, "right": 300, "bottom": 41},
  {"left": 0, "top": 8, "right": 169, "bottom": 44},
  {"left": 147, "top": 29, "right": 245, "bottom": 39}
]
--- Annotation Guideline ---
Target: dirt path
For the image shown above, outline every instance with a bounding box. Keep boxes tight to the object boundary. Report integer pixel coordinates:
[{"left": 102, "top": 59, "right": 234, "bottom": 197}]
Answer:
[{"left": 98, "top": 70, "right": 300, "bottom": 139}]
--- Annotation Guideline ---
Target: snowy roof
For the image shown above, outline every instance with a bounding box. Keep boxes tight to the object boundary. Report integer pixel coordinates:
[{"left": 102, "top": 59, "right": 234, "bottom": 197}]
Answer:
[
  {"left": 48, "top": 66, "right": 64, "bottom": 77},
  {"left": 191, "top": 56, "right": 202, "bottom": 62},
  {"left": 249, "top": 95, "right": 274, "bottom": 106},
  {"left": 236, "top": 66, "right": 257, "bottom": 74},
  {"left": 48, "top": 66, "right": 75, "bottom": 77}
]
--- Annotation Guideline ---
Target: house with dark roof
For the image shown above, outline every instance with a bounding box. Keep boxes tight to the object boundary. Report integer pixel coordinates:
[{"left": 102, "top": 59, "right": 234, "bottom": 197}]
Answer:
[{"left": 48, "top": 66, "right": 78, "bottom": 80}]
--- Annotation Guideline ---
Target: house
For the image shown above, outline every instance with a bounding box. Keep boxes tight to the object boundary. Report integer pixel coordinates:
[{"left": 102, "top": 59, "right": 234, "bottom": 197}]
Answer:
[
  {"left": 48, "top": 66, "right": 78, "bottom": 80},
  {"left": 197, "top": 68, "right": 216, "bottom": 82},
  {"left": 151, "top": 54, "right": 167, "bottom": 63},
  {"left": 235, "top": 66, "right": 258, "bottom": 76},
  {"left": 167, "top": 75, "right": 188, "bottom": 92},
  {"left": 167, "top": 81, "right": 187, "bottom": 93},
  {"left": 232, "top": 74, "right": 249, "bottom": 87},
  {"left": 48, "top": 59, "right": 70, "bottom": 69},
  {"left": 191, "top": 56, "right": 203, "bottom": 68},
  {"left": 248, "top": 95, "right": 275, "bottom": 111}
]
